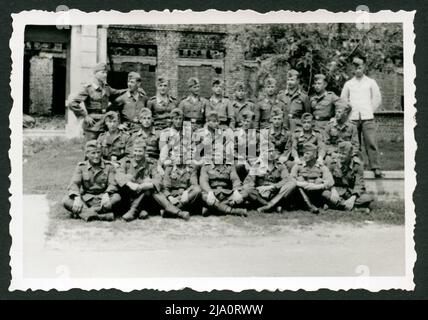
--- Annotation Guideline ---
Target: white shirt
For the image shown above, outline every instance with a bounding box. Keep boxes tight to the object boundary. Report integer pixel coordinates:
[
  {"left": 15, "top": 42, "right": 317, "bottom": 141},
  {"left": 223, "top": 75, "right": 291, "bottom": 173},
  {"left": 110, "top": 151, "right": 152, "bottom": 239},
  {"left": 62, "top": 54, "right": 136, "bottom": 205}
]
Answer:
[{"left": 340, "top": 75, "right": 382, "bottom": 120}]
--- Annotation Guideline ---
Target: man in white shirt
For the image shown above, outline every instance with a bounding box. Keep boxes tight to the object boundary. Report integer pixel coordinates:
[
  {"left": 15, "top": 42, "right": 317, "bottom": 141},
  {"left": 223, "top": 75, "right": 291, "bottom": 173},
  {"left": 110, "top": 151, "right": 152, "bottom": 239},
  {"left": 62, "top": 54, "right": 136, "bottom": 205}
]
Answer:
[{"left": 340, "top": 57, "right": 383, "bottom": 178}]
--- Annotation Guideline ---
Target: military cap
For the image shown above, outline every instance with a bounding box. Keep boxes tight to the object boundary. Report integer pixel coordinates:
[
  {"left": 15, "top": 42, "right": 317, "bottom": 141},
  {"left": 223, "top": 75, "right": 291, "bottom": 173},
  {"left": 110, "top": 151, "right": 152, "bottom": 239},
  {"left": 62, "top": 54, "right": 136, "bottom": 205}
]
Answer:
[
  {"left": 206, "top": 109, "right": 219, "bottom": 120},
  {"left": 212, "top": 78, "right": 223, "bottom": 86},
  {"left": 301, "top": 112, "right": 314, "bottom": 121},
  {"left": 104, "top": 110, "right": 120, "bottom": 122},
  {"left": 93, "top": 62, "right": 108, "bottom": 73},
  {"left": 338, "top": 141, "right": 353, "bottom": 156},
  {"left": 157, "top": 76, "right": 169, "bottom": 85},
  {"left": 85, "top": 140, "right": 102, "bottom": 152},
  {"left": 352, "top": 57, "right": 365, "bottom": 66},
  {"left": 234, "top": 81, "right": 245, "bottom": 91},
  {"left": 264, "top": 77, "right": 277, "bottom": 86},
  {"left": 313, "top": 74, "right": 327, "bottom": 82},
  {"left": 271, "top": 107, "right": 284, "bottom": 117},
  {"left": 302, "top": 142, "right": 318, "bottom": 153},
  {"left": 287, "top": 69, "right": 300, "bottom": 79},
  {"left": 187, "top": 77, "right": 199, "bottom": 88},
  {"left": 128, "top": 71, "right": 141, "bottom": 81},
  {"left": 138, "top": 107, "right": 152, "bottom": 117},
  {"left": 335, "top": 99, "right": 352, "bottom": 114},
  {"left": 170, "top": 108, "right": 183, "bottom": 118},
  {"left": 132, "top": 138, "right": 146, "bottom": 149}
]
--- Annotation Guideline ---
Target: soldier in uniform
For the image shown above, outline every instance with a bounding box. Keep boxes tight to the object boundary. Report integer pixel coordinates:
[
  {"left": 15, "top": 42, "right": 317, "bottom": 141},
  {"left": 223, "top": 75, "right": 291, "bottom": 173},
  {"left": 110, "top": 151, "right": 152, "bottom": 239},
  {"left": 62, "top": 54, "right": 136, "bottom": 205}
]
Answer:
[
  {"left": 147, "top": 76, "right": 178, "bottom": 131},
  {"left": 324, "top": 141, "right": 374, "bottom": 211},
  {"left": 206, "top": 78, "right": 235, "bottom": 129},
  {"left": 110, "top": 71, "right": 147, "bottom": 133},
  {"left": 290, "top": 143, "right": 335, "bottom": 213},
  {"left": 232, "top": 81, "right": 255, "bottom": 128},
  {"left": 291, "top": 113, "right": 326, "bottom": 166},
  {"left": 324, "top": 103, "right": 359, "bottom": 166},
  {"left": 67, "top": 62, "right": 126, "bottom": 141},
  {"left": 129, "top": 108, "right": 163, "bottom": 174},
  {"left": 96, "top": 111, "right": 131, "bottom": 164},
  {"left": 243, "top": 146, "right": 297, "bottom": 213},
  {"left": 62, "top": 140, "right": 121, "bottom": 221},
  {"left": 310, "top": 74, "right": 343, "bottom": 131},
  {"left": 278, "top": 69, "right": 311, "bottom": 131},
  {"left": 178, "top": 77, "right": 209, "bottom": 130},
  {"left": 267, "top": 107, "right": 292, "bottom": 164},
  {"left": 161, "top": 151, "right": 202, "bottom": 215},
  {"left": 116, "top": 138, "right": 190, "bottom": 221},
  {"left": 199, "top": 149, "right": 248, "bottom": 217},
  {"left": 254, "top": 77, "right": 286, "bottom": 130}
]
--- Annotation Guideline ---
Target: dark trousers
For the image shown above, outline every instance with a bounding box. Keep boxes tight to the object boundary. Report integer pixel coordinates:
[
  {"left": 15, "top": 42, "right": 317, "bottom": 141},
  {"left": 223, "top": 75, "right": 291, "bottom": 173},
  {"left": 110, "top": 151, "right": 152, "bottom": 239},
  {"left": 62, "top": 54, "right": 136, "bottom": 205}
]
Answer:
[
  {"left": 63, "top": 193, "right": 121, "bottom": 220},
  {"left": 352, "top": 119, "right": 380, "bottom": 170}
]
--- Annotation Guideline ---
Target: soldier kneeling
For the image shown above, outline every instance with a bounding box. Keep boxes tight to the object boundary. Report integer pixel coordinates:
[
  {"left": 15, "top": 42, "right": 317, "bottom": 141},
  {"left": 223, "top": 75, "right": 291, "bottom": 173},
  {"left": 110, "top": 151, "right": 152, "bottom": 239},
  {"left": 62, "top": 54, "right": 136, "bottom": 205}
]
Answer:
[
  {"left": 116, "top": 138, "right": 190, "bottom": 221},
  {"left": 324, "top": 141, "right": 375, "bottom": 212},
  {"left": 243, "top": 145, "right": 297, "bottom": 213},
  {"left": 63, "top": 140, "right": 121, "bottom": 221}
]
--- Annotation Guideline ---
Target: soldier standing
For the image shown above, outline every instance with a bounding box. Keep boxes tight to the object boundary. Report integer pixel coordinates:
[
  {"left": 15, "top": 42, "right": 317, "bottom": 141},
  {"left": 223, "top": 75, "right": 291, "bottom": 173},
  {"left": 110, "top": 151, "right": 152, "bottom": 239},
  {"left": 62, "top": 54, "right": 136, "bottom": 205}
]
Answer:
[
  {"left": 67, "top": 62, "right": 126, "bottom": 141},
  {"left": 291, "top": 113, "right": 326, "bottom": 166},
  {"left": 116, "top": 139, "right": 190, "bottom": 221},
  {"left": 278, "top": 69, "right": 311, "bottom": 131},
  {"left": 111, "top": 71, "right": 147, "bottom": 133},
  {"left": 243, "top": 146, "right": 297, "bottom": 213},
  {"left": 254, "top": 77, "right": 286, "bottom": 130},
  {"left": 232, "top": 81, "right": 255, "bottom": 128},
  {"left": 323, "top": 103, "right": 359, "bottom": 166},
  {"left": 96, "top": 111, "right": 131, "bottom": 164},
  {"left": 310, "top": 74, "right": 343, "bottom": 131},
  {"left": 324, "top": 141, "right": 374, "bottom": 211},
  {"left": 147, "top": 76, "right": 178, "bottom": 131},
  {"left": 340, "top": 57, "right": 383, "bottom": 178},
  {"left": 290, "top": 143, "right": 335, "bottom": 213},
  {"left": 206, "top": 79, "right": 235, "bottom": 129},
  {"left": 178, "top": 77, "right": 209, "bottom": 130},
  {"left": 62, "top": 140, "right": 121, "bottom": 221}
]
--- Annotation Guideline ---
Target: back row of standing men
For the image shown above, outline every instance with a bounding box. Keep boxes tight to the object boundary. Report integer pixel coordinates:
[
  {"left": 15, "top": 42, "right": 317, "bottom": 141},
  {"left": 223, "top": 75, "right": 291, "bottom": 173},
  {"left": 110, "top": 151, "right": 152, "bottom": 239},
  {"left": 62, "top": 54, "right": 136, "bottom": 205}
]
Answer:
[{"left": 64, "top": 57, "right": 379, "bottom": 221}]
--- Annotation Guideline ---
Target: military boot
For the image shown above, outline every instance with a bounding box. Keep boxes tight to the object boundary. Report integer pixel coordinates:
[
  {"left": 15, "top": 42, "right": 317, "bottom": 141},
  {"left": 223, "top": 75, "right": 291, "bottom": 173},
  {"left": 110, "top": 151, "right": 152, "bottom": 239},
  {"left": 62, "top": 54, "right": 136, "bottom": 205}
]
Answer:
[
  {"left": 79, "top": 207, "right": 99, "bottom": 222},
  {"left": 97, "top": 212, "right": 115, "bottom": 221},
  {"left": 230, "top": 208, "right": 248, "bottom": 217},
  {"left": 177, "top": 210, "right": 190, "bottom": 221},
  {"left": 138, "top": 210, "right": 149, "bottom": 220},
  {"left": 122, "top": 208, "right": 138, "bottom": 222}
]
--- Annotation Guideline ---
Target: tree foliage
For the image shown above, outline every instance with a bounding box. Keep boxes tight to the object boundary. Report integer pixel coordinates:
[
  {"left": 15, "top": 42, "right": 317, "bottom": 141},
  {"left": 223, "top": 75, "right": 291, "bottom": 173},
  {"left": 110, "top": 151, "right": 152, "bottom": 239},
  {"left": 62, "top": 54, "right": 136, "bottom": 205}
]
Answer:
[{"left": 239, "top": 23, "right": 403, "bottom": 95}]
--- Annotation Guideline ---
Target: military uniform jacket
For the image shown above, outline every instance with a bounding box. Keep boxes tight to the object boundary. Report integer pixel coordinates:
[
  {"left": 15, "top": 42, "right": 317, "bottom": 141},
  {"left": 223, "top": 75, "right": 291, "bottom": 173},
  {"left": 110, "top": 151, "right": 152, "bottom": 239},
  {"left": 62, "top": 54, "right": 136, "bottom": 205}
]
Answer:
[
  {"left": 147, "top": 95, "right": 178, "bottom": 130},
  {"left": 67, "top": 160, "right": 118, "bottom": 201},
  {"left": 162, "top": 165, "right": 199, "bottom": 197},
  {"left": 244, "top": 161, "right": 290, "bottom": 188},
  {"left": 178, "top": 95, "right": 209, "bottom": 126},
  {"left": 206, "top": 96, "right": 235, "bottom": 128},
  {"left": 328, "top": 158, "right": 366, "bottom": 196},
  {"left": 278, "top": 87, "right": 310, "bottom": 126},
  {"left": 159, "top": 126, "right": 185, "bottom": 164},
  {"left": 232, "top": 100, "right": 255, "bottom": 127},
  {"left": 324, "top": 118, "right": 359, "bottom": 157},
  {"left": 310, "top": 91, "right": 341, "bottom": 121},
  {"left": 200, "top": 163, "right": 242, "bottom": 195},
  {"left": 290, "top": 161, "right": 334, "bottom": 188},
  {"left": 68, "top": 81, "right": 124, "bottom": 118},
  {"left": 130, "top": 128, "right": 160, "bottom": 161},
  {"left": 254, "top": 96, "right": 286, "bottom": 129},
  {"left": 269, "top": 127, "right": 292, "bottom": 159},
  {"left": 192, "top": 126, "right": 234, "bottom": 164},
  {"left": 97, "top": 130, "right": 131, "bottom": 161},
  {"left": 115, "top": 157, "right": 161, "bottom": 191},
  {"left": 233, "top": 128, "right": 259, "bottom": 163},
  {"left": 112, "top": 89, "right": 147, "bottom": 123},
  {"left": 291, "top": 128, "right": 326, "bottom": 159}
]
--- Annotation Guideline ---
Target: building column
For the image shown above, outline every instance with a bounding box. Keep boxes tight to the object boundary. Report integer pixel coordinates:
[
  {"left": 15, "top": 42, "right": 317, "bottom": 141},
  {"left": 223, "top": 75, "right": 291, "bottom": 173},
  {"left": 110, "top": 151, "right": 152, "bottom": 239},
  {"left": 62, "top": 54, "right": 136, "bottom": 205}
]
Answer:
[
  {"left": 66, "top": 25, "right": 107, "bottom": 138},
  {"left": 224, "top": 26, "right": 246, "bottom": 97},
  {"left": 29, "top": 55, "right": 53, "bottom": 114},
  {"left": 156, "top": 31, "right": 181, "bottom": 98}
]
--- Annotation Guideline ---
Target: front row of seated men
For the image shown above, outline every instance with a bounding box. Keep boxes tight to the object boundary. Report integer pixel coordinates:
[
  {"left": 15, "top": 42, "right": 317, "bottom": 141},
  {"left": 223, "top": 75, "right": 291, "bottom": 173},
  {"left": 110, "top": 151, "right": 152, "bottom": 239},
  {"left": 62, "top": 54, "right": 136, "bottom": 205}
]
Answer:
[{"left": 63, "top": 112, "right": 375, "bottom": 222}]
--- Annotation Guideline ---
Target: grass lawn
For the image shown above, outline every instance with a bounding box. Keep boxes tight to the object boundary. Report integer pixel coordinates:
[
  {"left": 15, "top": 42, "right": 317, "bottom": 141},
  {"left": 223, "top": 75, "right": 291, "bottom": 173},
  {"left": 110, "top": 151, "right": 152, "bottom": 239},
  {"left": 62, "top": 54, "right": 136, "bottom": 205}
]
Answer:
[{"left": 23, "top": 137, "right": 404, "bottom": 235}]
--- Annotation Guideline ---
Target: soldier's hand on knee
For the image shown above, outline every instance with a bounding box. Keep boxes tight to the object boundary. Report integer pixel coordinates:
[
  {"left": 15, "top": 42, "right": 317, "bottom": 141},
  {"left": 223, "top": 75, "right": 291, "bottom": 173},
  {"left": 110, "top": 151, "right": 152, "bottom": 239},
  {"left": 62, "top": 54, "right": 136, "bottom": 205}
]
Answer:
[
  {"left": 330, "top": 188, "right": 340, "bottom": 203},
  {"left": 84, "top": 115, "right": 96, "bottom": 126},
  {"left": 72, "top": 196, "right": 84, "bottom": 214},
  {"left": 231, "top": 190, "right": 244, "bottom": 204},
  {"left": 180, "top": 190, "right": 189, "bottom": 203},
  {"left": 168, "top": 196, "right": 179, "bottom": 205},
  {"left": 101, "top": 193, "right": 112, "bottom": 210},
  {"left": 207, "top": 191, "right": 217, "bottom": 206},
  {"left": 343, "top": 196, "right": 356, "bottom": 211}
]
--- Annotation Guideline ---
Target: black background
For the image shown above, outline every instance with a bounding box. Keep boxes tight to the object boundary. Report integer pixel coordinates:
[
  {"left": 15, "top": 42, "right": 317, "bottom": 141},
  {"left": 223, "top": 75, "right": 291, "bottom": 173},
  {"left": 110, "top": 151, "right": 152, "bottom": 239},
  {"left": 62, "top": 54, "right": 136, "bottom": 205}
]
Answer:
[{"left": 0, "top": 0, "right": 427, "bottom": 302}]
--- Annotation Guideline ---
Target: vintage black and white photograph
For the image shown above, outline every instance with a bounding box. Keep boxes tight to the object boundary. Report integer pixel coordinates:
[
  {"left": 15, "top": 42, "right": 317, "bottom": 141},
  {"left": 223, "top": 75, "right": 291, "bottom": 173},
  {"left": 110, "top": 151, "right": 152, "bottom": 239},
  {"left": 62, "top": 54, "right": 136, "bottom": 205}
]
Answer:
[{"left": 9, "top": 9, "right": 416, "bottom": 291}]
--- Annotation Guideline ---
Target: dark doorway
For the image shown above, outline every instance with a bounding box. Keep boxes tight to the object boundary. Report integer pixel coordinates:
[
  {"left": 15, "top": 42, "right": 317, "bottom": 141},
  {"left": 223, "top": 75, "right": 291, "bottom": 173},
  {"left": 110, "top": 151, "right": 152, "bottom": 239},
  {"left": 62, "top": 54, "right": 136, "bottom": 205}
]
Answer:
[
  {"left": 23, "top": 54, "right": 31, "bottom": 114},
  {"left": 52, "top": 57, "right": 67, "bottom": 115},
  {"left": 108, "top": 71, "right": 129, "bottom": 91}
]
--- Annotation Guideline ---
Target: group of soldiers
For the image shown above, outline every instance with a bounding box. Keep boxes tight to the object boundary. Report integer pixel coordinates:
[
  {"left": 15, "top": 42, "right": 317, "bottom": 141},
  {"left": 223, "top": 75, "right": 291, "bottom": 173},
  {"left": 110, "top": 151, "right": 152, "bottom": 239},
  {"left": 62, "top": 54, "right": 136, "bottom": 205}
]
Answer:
[{"left": 63, "top": 57, "right": 378, "bottom": 222}]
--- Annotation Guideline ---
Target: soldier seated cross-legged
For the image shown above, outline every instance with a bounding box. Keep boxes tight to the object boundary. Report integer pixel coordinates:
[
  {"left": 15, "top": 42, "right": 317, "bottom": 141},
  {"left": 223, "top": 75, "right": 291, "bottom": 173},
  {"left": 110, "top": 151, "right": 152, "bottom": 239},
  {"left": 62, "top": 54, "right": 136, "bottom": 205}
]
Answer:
[
  {"left": 63, "top": 140, "right": 121, "bottom": 222},
  {"left": 116, "top": 138, "right": 190, "bottom": 222},
  {"left": 243, "top": 146, "right": 297, "bottom": 213}
]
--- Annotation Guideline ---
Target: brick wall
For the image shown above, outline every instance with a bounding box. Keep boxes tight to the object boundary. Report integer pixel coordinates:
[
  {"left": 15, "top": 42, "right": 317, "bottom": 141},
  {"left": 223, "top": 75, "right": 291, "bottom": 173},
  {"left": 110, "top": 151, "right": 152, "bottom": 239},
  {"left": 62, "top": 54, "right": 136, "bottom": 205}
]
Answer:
[
  {"left": 375, "top": 113, "right": 404, "bottom": 143},
  {"left": 371, "top": 71, "right": 403, "bottom": 112}
]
